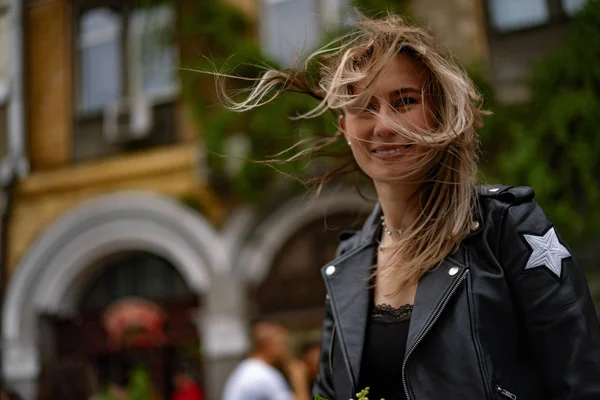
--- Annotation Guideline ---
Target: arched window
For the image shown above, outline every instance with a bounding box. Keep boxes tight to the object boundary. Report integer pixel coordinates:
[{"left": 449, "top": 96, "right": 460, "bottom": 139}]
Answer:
[
  {"left": 80, "top": 251, "right": 192, "bottom": 311},
  {"left": 249, "top": 211, "right": 367, "bottom": 329},
  {"left": 53, "top": 252, "right": 200, "bottom": 398}
]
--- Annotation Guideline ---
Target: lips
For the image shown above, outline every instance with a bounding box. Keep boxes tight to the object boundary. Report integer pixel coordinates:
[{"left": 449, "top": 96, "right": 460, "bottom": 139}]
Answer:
[{"left": 372, "top": 144, "right": 413, "bottom": 156}]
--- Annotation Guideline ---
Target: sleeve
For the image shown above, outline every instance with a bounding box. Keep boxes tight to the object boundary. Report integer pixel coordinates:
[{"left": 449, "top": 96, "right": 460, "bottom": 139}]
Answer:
[
  {"left": 312, "top": 295, "right": 336, "bottom": 400},
  {"left": 270, "top": 380, "right": 293, "bottom": 400},
  {"left": 498, "top": 197, "right": 600, "bottom": 398}
]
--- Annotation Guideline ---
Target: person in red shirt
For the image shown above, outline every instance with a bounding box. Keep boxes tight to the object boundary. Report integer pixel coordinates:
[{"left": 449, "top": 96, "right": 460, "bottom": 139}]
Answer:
[{"left": 171, "top": 368, "right": 205, "bottom": 400}]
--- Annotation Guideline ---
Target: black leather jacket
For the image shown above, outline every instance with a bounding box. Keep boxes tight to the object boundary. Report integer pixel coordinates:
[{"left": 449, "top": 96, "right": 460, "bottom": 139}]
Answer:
[{"left": 313, "top": 186, "right": 600, "bottom": 400}]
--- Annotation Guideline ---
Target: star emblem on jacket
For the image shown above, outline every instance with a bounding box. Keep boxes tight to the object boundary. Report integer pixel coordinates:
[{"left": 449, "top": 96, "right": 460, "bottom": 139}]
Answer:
[{"left": 523, "top": 227, "right": 571, "bottom": 279}]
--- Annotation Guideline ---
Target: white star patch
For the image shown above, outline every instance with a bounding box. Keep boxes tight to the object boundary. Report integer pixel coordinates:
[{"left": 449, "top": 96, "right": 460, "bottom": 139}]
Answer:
[{"left": 523, "top": 227, "right": 571, "bottom": 279}]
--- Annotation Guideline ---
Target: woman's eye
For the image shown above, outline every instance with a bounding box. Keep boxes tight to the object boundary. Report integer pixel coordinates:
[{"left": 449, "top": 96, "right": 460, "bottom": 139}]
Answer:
[
  {"left": 395, "top": 97, "right": 418, "bottom": 108},
  {"left": 364, "top": 103, "right": 379, "bottom": 112}
]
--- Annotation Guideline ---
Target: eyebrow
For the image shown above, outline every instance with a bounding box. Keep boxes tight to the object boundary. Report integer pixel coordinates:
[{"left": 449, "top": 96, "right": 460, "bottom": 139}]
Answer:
[{"left": 390, "top": 88, "right": 421, "bottom": 96}]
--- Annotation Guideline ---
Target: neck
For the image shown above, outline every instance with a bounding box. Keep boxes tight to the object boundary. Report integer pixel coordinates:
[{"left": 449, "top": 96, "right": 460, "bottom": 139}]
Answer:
[
  {"left": 374, "top": 180, "right": 420, "bottom": 230},
  {"left": 249, "top": 352, "right": 275, "bottom": 367}
]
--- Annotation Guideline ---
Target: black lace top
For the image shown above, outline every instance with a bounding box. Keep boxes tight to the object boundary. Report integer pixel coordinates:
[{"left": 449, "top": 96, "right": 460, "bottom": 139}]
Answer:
[{"left": 358, "top": 301, "right": 412, "bottom": 400}]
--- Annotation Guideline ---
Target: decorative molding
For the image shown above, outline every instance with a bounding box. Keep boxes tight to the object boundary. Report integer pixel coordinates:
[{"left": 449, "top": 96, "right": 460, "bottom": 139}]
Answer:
[
  {"left": 17, "top": 144, "right": 197, "bottom": 197},
  {"left": 2, "top": 191, "right": 222, "bottom": 383},
  {"left": 236, "top": 190, "right": 373, "bottom": 284}
]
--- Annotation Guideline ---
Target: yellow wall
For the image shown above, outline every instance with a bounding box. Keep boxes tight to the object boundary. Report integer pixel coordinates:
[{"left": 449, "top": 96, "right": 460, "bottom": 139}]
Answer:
[
  {"left": 7, "top": 144, "right": 224, "bottom": 275},
  {"left": 411, "top": 0, "right": 488, "bottom": 65},
  {"left": 10, "top": 0, "right": 229, "bottom": 276},
  {"left": 27, "top": 0, "right": 72, "bottom": 170}
]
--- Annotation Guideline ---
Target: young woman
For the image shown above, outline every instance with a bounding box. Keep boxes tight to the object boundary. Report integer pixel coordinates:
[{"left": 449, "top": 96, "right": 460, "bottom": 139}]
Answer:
[{"left": 219, "top": 13, "right": 600, "bottom": 400}]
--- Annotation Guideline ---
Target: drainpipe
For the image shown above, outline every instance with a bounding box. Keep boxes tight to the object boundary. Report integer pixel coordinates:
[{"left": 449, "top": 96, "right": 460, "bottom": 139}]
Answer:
[
  {"left": 0, "top": 0, "right": 28, "bottom": 390},
  {"left": 7, "top": 0, "right": 28, "bottom": 180}
]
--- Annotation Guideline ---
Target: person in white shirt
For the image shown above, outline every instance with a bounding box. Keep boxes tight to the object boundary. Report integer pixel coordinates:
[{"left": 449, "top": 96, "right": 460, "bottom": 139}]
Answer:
[{"left": 222, "top": 321, "right": 311, "bottom": 400}]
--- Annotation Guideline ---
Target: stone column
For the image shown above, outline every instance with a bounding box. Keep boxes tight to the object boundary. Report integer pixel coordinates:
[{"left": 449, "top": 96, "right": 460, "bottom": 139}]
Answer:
[
  {"left": 2, "top": 340, "right": 40, "bottom": 400},
  {"left": 198, "top": 274, "right": 250, "bottom": 400}
]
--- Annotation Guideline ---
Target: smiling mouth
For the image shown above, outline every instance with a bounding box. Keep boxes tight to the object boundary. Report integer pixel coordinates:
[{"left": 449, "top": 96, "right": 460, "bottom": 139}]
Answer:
[{"left": 372, "top": 145, "right": 413, "bottom": 155}]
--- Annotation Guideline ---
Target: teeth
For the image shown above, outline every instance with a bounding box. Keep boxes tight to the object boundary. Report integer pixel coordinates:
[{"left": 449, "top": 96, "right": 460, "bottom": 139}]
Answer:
[{"left": 374, "top": 147, "right": 404, "bottom": 155}]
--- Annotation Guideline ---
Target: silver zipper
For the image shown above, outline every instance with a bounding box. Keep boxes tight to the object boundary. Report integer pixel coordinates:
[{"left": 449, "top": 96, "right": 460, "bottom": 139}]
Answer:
[
  {"left": 401, "top": 269, "right": 469, "bottom": 400},
  {"left": 496, "top": 385, "right": 517, "bottom": 400}
]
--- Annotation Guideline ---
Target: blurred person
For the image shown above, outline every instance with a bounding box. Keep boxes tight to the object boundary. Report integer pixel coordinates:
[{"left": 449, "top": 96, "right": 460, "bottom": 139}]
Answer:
[
  {"left": 38, "top": 357, "right": 97, "bottom": 400},
  {"left": 222, "top": 321, "right": 310, "bottom": 400},
  {"left": 0, "top": 388, "right": 23, "bottom": 400},
  {"left": 103, "top": 383, "right": 128, "bottom": 400},
  {"left": 215, "top": 12, "right": 600, "bottom": 400},
  {"left": 298, "top": 340, "right": 320, "bottom": 392},
  {"left": 171, "top": 366, "right": 205, "bottom": 400}
]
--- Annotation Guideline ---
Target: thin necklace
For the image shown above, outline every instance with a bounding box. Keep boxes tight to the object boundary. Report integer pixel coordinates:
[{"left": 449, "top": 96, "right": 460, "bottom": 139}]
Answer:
[
  {"left": 379, "top": 216, "right": 409, "bottom": 251},
  {"left": 381, "top": 216, "right": 405, "bottom": 235}
]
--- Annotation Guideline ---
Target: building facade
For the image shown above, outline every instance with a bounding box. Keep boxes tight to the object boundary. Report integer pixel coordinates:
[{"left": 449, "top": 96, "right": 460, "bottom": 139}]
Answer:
[{"left": 0, "top": 0, "right": 589, "bottom": 399}]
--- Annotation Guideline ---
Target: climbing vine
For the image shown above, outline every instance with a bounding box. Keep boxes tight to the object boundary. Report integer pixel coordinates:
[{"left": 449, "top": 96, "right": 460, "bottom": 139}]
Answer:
[
  {"left": 177, "top": 2, "right": 344, "bottom": 206},
  {"left": 176, "top": 1, "right": 410, "bottom": 206},
  {"left": 476, "top": 0, "right": 600, "bottom": 246},
  {"left": 139, "top": 0, "right": 600, "bottom": 251}
]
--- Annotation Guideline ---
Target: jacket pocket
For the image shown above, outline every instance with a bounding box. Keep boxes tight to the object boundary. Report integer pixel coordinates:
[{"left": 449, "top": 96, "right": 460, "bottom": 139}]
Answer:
[{"left": 495, "top": 384, "right": 517, "bottom": 400}]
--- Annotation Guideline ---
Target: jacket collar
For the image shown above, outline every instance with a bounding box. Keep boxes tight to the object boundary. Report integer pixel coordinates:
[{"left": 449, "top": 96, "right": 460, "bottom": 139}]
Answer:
[
  {"left": 322, "top": 187, "right": 483, "bottom": 391},
  {"left": 348, "top": 186, "right": 485, "bottom": 249}
]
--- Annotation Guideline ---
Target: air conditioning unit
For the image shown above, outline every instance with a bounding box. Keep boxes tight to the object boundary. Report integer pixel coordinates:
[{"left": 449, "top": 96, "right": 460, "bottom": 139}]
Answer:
[{"left": 103, "top": 97, "right": 153, "bottom": 144}]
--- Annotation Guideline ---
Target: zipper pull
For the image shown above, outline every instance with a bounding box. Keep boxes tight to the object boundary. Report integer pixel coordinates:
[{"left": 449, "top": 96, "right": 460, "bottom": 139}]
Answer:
[{"left": 496, "top": 385, "right": 517, "bottom": 400}]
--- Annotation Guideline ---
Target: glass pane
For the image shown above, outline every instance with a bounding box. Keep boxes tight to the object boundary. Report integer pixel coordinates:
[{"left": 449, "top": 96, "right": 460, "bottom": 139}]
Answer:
[
  {"left": 79, "top": 9, "right": 122, "bottom": 113},
  {"left": 321, "top": 0, "right": 350, "bottom": 26},
  {"left": 262, "top": 0, "right": 322, "bottom": 66},
  {"left": 488, "top": 0, "right": 550, "bottom": 32},
  {"left": 563, "top": 0, "right": 587, "bottom": 16},
  {"left": 131, "top": 5, "right": 177, "bottom": 98}
]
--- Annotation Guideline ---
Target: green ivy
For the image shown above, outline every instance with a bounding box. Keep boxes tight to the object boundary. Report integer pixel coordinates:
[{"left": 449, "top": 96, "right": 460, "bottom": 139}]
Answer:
[
  {"left": 480, "top": 0, "right": 600, "bottom": 245},
  {"left": 175, "top": 0, "right": 600, "bottom": 248},
  {"left": 172, "top": 0, "right": 415, "bottom": 207},
  {"left": 178, "top": 1, "right": 347, "bottom": 206}
]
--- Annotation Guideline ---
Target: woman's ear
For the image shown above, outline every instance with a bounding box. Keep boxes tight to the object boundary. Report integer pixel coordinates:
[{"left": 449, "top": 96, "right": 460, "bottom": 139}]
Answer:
[
  {"left": 338, "top": 115, "right": 351, "bottom": 146},
  {"left": 338, "top": 114, "right": 346, "bottom": 133},
  {"left": 339, "top": 115, "right": 350, "bottom": 145}
]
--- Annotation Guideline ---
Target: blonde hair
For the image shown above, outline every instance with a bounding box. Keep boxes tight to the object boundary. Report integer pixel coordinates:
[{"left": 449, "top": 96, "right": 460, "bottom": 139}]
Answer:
[{"left": 217, "top": 13, "right": 485, "bottom": 289}]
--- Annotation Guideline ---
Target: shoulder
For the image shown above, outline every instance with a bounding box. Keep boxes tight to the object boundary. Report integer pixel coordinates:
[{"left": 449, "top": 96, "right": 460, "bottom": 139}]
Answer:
[
  {"left": 476, "top": 184, "right": 543, "bottom": 220},
  {"left": 334, "top": 203, "right": 381, "bottom": 258},
  {"left": 477, "top": 184, "right": 535, "bottom": 206},
  {"left": 243, "top": 360, "right": 287, "bottom": 385},
  {"left": 334, "top": 230, "right": 361, "bottom": 258},
  {"left": 476, "top": 184, "right": 556, "bottom": 241},
  {"left": 225, "top": 360, "right": 288, "bottom": 396}
]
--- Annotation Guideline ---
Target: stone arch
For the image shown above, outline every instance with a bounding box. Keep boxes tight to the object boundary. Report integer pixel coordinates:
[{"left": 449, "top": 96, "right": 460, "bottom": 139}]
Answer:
[
  {"left": 1, "top": 191, "right": 222, "bottom": 390},
  {"left": 236, "top": 190, "right": 373, "bottom": 284}
]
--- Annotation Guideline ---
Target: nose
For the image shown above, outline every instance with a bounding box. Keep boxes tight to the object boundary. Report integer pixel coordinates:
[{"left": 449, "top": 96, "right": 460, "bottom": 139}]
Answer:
[{"left": 373, "top": 109, "right": 395, "bottom": 138}]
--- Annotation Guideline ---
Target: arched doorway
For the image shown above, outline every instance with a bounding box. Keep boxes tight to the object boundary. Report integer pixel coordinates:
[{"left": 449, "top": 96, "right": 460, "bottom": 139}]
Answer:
[
  {"left": 51, "top": 251, "right": 202, "bottom": 398},
  {"left": 248, "top": 211, "right": 368, "bottom": 330},
  {"left": 2, "top": 192, "right": 221, "bottom": 399}
]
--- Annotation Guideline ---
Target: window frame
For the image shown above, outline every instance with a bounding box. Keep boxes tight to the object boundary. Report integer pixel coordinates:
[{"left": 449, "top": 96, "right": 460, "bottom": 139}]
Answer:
[
  {"left": 484, "top": 0, "right": 585, "bottom": 36},
  {"left": 259, "top": 0, "right": 348, "bottom": 66},
  {"left": 73, "top": 1, "right": 179, "bottom": 120},
  {"left": 76, "top": 6, "right": 125, "bottom": 116}
]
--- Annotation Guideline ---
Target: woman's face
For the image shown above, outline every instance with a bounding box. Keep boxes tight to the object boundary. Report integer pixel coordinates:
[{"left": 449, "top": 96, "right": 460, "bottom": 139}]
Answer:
[{"left": 340, "top": 53, "right": 436, "bottom": 184}]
